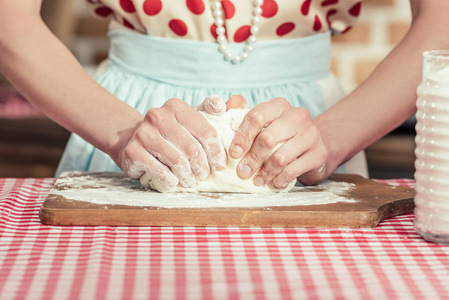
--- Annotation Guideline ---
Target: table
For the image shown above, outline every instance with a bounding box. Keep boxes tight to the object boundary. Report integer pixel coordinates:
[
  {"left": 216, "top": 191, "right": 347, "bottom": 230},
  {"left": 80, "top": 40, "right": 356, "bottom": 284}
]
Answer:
[{"left": 0, "top": 178, "right": 448, "bottom": 300}]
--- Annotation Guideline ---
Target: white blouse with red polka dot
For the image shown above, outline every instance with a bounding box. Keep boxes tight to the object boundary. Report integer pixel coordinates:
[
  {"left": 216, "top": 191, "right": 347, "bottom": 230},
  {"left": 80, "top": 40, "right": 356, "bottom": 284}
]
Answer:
[{"left": 85, "top": 0, "right": 362, "bottom": 42}]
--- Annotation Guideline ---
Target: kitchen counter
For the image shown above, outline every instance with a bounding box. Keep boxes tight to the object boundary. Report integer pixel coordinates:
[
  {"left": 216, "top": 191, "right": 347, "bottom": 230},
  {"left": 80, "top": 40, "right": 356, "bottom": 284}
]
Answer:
[{"left": 0, "top": 177, "right": 448, "bottom": 299}]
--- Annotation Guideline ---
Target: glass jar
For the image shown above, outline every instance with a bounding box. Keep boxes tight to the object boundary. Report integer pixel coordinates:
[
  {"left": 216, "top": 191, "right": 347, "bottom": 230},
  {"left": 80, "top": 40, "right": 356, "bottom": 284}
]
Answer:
[{"left": 414, "top": 50, "right": 449, "bottom": 244}]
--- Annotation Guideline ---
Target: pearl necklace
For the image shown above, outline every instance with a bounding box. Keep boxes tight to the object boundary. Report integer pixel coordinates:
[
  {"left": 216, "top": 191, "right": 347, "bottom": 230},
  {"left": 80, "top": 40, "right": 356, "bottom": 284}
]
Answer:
[{"left": 212, "top": 0, "right": 263, "bottom": 63}]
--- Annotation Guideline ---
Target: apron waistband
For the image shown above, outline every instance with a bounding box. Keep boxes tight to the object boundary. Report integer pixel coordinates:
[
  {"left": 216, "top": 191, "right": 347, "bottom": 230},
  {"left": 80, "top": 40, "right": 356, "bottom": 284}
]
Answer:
[{"left": 107, "top": 30, "right": 331, "bottom": 88}]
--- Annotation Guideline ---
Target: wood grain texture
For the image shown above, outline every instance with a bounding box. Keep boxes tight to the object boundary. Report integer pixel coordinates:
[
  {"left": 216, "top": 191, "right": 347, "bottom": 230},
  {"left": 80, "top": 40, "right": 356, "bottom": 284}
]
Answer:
[{"left": 39, "top": 172, "right": 415, "bottom": 228}]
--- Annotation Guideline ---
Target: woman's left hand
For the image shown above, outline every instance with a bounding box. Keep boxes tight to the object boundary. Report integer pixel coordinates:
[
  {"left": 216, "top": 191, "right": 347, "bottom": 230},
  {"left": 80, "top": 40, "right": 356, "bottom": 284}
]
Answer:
[{"left": 227, "top": 95, "right": 330, "bottom": 187}]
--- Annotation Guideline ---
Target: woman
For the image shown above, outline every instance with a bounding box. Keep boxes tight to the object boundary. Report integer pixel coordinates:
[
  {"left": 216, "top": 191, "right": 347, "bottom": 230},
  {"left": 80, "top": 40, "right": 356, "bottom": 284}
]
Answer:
[{"left": 0, "top": 1, "right": 446, "bottom": 191}]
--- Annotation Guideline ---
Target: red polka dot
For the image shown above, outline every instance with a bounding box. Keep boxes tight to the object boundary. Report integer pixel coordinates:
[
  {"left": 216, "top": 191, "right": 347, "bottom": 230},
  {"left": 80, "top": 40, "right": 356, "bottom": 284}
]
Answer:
[
  {"left": 143, "top": 0, "right": 162, "bottom": 16},
  {"left": 321, "top": 0, "right": 338, "bottom": 6},
  {"left": 123, "top": 18, "right": 135, "bottom": 29},
  {"left": 261, "top": 0, "right": 278, "bottom": 18},
  {"left": 342, "top": 26, "right": 352, "bottom": 34},
  {"left": 210, "top": 24, "right": 227, "bottom": 39},
  {"left": 211, "top": 24, "right": 218, "bottom": 39},
  {"left": 313, "top": 15, "right": 322, "bottom": 31},
  {"left": 169, "top": 19, "right": 188, "bottom": 36},
  {"left": 234, "top": 25, "right": 251, "bottom": 43},
  {"left": 222, "top": 0, "right": 235, "bottom": 19},
  {"left": 326, "top": 9, "right": 337, "bottom": 26},
  {"left": 120, "top": 0, "right": 136, "bottom": 13},
  {"left": 95, "top": 6, "right": 113, "bottom": 17},
  {"left": 186, "top": 0, "right": 205, "bottom": 15},
  {"left": 276, "top": 22, "right": 295, "bottom": 36},
  {"left": 349, "top": 1, "right": 362, "bottom": 17},
  {"left": 301, "top": 0, "right": 311, "bottom": 16}
]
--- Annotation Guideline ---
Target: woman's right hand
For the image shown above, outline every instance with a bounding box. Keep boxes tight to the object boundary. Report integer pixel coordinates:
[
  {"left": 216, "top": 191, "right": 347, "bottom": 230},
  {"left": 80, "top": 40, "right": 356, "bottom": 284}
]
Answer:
[{"left": 114, "top": 97, "right": 228, "bottom": 191}]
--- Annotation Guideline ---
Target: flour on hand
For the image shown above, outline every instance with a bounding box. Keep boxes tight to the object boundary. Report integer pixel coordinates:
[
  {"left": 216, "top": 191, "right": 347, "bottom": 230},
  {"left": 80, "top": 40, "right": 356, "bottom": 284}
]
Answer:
[{"left": 140, "top": 108, "right": 296, "bottom": 193}]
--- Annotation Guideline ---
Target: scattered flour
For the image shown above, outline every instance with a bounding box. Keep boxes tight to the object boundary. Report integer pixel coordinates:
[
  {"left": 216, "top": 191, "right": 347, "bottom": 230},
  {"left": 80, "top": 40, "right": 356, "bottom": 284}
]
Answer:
[{"left": 50, "top": 172, "right": 356, "bottom": 209}]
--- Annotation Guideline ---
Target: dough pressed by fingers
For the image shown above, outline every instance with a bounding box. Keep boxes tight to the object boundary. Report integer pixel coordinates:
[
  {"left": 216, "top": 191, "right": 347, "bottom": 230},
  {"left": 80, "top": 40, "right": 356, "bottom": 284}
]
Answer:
[{"left": 140, "top": 108, "right": 296, "bottom": 193}]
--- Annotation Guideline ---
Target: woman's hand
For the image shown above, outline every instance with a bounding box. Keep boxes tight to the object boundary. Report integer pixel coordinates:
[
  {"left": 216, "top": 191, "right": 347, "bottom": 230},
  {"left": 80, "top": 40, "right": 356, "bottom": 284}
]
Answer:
[
  {"left": 114, "top": 97, "right": 227, "bottom": 191},
  {"left": 227, "top": 95, "right": 330, "bottom": 187}
]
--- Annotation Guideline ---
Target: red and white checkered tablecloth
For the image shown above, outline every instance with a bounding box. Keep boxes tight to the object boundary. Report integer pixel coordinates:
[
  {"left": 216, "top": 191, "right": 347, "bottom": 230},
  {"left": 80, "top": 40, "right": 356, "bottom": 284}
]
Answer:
[
  {"left": 1, "top": 177, "right": 448, "bottom": 300},
  {"left": 0, "top": 87, "right": 44, "bottom": 118}
]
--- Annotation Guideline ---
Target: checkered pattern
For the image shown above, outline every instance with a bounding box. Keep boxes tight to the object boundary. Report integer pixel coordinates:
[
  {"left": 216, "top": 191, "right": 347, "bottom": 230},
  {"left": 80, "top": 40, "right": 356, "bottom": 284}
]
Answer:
[
  {"left": 1, "top": 177, "right": 448, "bottom": 300},
  {"left": 0, "top": 87, "right": 44, "bottom": 118}
]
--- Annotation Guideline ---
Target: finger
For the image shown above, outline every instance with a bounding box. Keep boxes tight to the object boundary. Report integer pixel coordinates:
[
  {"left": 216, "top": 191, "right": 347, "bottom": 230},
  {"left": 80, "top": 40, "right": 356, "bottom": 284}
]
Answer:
[
  {"left": 230, "top": 98, "right": 292, "bottom": 159},
  {"left": 230, "top": 97, "right": 291, "bottom": 160},
  {"left": 122, "top": 142, "right": 179, "bottom": 191},
  {"left": 226, "top": 94, "right": 249, "bottom": 110},
  {"left": 196, "top": 95, "right": 226, "bottom": 115},
  {"left": 147, "top": 138, "right": 197, "bottom": 188},
  {"left": 155, "top": 116, "right": 210, "bottom": 181},
  {"left": 140, "top": 112, "right": 198, "bottom": 188},
  {"left": 272, "top": 146, "right": 329, "bottom": 189},
  {"left": 254, "top": 122, "right": 318, "bottom": 185},
  {"left": 235, "top": 110, "right": 300, "bottom": 180},
  {"left": 297, "top": 163, "right": 328, "bottom": 186},
  {"left": 163, "top": 98, "right": 227, "bottom": 171}
]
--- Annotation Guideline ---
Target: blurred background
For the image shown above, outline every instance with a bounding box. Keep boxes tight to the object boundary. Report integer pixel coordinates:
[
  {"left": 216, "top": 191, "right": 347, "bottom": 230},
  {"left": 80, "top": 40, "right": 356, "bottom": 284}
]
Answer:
[{"left": 0, "top": 0, "right": 415, "bottom": 179}]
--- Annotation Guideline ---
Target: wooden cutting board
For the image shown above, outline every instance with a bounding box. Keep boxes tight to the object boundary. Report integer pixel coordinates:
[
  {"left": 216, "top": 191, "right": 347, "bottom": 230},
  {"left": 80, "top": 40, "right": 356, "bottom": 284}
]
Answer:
[{"left": 39, "top": 172, "right": 415, "bottom": 228}]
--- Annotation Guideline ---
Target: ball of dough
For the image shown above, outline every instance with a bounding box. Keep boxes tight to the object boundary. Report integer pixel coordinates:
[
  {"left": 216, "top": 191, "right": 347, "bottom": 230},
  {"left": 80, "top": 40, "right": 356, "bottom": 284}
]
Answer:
[{"left": 140, "top": 108, "right": 296, "bottom": 193}]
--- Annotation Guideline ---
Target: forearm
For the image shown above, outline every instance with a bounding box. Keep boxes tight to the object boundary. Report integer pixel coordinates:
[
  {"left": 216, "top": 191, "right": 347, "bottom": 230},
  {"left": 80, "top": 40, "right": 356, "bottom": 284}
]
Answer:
[
  {"left": 314, "top": 0, "right": 449, "bottom": 170},
  {"left": 0, "top": 2, "right": 142, "bottom": 160}
]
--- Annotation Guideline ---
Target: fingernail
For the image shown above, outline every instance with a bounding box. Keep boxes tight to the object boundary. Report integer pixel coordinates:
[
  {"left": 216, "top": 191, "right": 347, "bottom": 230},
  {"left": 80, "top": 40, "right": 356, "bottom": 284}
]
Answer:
[
  {"left": 212, "top": 151, "right": 227, "bottom": 171},
  {"left": 231, "top": 145, "right": 243, "bottom": 158},
  {"left": 238, "top": 162, "right": 252, "bottom": 179},
  {"left": 197, "top": 168, "right": 209, "bottom": 181},
  {"left": 180, "top": 176, "right": 197, "bottom": 188},
  {"left": 273, "top": 180, "right": 287, "bottom": 189},
  {"left": 212, "top": 164, "right": 225, "bottom": 171},
  {"left": 278, "top": 183, "right": 288, "bottom": 189},
  {"left": 254, "top": 176, "right": 265, "bottom": 187}
]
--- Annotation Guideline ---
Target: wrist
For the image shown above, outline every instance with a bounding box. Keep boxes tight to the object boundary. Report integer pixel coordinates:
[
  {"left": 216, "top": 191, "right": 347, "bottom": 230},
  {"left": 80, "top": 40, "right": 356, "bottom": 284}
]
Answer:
[
  {"left": 106, "top": 111, "right": 144, "bottom": 167},
  {"left": 313, "top": 114, "right": 348, "bottom": 173}
]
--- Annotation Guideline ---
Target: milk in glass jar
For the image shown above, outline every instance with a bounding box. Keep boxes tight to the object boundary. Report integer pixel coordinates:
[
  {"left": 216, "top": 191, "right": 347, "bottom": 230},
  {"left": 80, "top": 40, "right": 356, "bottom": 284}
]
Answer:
[{"left": 414, "top": 50, "right": 449, "bottom": 244}]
